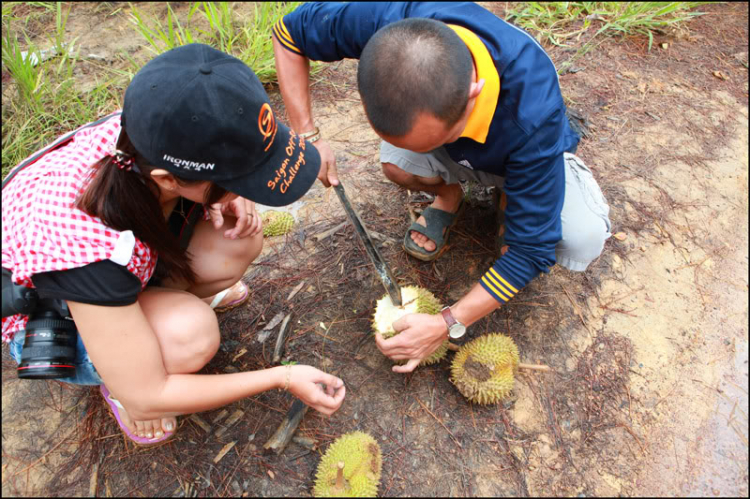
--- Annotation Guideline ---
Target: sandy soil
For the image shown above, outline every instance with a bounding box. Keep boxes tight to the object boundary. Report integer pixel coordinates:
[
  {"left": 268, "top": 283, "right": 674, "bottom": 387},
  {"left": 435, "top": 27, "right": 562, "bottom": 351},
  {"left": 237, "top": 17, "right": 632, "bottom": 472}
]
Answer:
[{"left": 2, "top": 2, "right": 747, "bottom": 497}]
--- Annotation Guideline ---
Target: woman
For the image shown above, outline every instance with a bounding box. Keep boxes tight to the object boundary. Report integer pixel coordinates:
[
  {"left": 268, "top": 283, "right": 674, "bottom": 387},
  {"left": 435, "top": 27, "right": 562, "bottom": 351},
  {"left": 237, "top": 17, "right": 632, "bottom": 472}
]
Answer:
[{"left": 1, "top": 44, "right": 345, "bottom": 445}]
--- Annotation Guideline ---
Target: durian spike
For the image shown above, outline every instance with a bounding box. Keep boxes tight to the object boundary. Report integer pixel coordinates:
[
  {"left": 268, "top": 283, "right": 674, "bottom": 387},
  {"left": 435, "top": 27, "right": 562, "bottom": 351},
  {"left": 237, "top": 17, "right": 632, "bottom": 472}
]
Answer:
[
  {"left": 335, "top": 462, "right": 345, "bottom": 491},
  {"left": 447, "top": 342, "right": 551, "bottom": 371}
]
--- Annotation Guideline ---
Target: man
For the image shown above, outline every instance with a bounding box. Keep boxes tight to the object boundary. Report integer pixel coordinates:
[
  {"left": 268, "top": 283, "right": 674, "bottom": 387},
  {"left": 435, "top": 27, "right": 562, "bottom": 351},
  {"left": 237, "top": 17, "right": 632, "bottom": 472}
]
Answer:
[{"left": 272, "top": 2, "right": 611, "bottom": 373}]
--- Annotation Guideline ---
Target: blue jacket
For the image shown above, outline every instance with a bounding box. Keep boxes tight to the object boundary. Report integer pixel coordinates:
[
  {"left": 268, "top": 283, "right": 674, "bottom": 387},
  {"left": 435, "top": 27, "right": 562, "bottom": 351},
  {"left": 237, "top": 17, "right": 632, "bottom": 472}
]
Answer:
[{"left": 274, "top": 2, "right": 580, "bottom": 302}]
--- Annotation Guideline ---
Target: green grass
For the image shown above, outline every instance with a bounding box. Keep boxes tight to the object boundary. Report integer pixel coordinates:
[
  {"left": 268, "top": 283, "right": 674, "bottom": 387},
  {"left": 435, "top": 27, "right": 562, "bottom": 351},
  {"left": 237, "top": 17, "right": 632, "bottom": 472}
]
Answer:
[
  {"left": 505, "top": 2, "right": 709, "bottom": 72},
  {"left": 2, "top": 2, "right": 312, "bottom": 178},
  {"left": 2, "top": 2, "right": 123, "bottom": 177},
  {"left": 128, "top": 1, "right": 322, "bottom": 83}
]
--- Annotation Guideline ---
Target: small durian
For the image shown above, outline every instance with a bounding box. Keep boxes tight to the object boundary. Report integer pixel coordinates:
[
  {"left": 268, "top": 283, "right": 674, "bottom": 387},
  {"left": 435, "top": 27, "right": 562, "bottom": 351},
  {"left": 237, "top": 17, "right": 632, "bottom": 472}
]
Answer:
[
  {"left": 261, "top": 211, "right": 294, "bottom": 237},
  {"left": 372, "top": 285, "right": 448, "bottom": 365},
  {"left": 450, "top": 333, "right": 519, "bottom": 404},
  {"left": 313, "top": 431, "right": 382, "bottom": 497}
]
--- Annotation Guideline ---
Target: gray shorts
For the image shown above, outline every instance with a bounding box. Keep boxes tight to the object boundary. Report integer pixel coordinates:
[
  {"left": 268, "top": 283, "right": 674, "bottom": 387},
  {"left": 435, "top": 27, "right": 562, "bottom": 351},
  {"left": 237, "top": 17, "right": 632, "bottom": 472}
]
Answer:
[{"left": 380, "top": 141, "right": 612, "bottom": 271}]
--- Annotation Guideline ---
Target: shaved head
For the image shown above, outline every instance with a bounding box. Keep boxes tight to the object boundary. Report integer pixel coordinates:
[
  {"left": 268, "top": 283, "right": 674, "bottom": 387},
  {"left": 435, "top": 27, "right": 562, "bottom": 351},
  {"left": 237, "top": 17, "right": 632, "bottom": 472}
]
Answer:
[{"left": 357, "top": 18, "right": 473, "bottom": 137}]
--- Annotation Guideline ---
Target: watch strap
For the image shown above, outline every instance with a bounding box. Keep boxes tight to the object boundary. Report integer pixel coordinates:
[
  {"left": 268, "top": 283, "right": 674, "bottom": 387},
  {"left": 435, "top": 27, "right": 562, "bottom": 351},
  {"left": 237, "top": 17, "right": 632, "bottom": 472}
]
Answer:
[{"left": 441, "top": 306, "right": 457, "bottom": 329}]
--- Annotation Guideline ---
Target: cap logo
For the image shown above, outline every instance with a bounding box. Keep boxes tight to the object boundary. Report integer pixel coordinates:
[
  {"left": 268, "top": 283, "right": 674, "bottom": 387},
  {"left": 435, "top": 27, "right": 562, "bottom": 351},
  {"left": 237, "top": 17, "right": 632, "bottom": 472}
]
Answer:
[
  {"left": 258, "top": 103, "right": 278, "bottom": 152},
  {"left": 163, "top": 154, "right": 215, "bottom": 171}
]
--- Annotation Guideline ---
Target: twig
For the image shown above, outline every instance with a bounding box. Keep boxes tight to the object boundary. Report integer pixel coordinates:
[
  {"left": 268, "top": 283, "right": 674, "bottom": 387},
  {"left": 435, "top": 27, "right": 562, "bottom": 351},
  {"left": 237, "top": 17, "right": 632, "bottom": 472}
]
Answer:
[
  {"left": 562, "top": 287, "right": 592, "bottom": 336},
  {"left": 406, "top": 190, "right": 418, "bottom": 222},
  {"left": 263, "top": 399, "right": 308, "bottom": 454},
  {"left": 312, "top": 222, "right": 348, "bottom": 242},
  {"left": 518, "top": 363, "right": 551, "bottom": 372},
  {"left": 286, "top": 280, "right": 306, "bottom": 301},
  {"left": 415, "top": 398, "right": 462, "bottom": 449},
  {"left": 272, "top": 314, "right": 292, "bottom": 364},
  {"left": 215, "top": 409, "right": 245, "bottom": 439},
  {"left": 213, "top": 441, "right": 237, "bottom": 464},
  {"left": 189, "top": 414, "right": 211, "bottom": 433},
  {"left": 617, "top": 422, "right": 647, "bottom": 456}
]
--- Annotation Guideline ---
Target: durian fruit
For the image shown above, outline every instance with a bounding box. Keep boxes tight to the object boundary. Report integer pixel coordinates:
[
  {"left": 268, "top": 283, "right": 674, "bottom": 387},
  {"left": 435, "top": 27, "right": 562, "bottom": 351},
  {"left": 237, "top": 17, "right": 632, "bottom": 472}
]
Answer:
[
  {"left": 261, "top": 211, "right": 294, "bottom": 237},
  {"left": 372, "top": 285, "right": 448, "bottom": 365},
  {"left": 450, "top": 333, "right": 519, "bottom": 404},
  {"left": 313, "top": 431, "right": 382, "bottom": 497}
]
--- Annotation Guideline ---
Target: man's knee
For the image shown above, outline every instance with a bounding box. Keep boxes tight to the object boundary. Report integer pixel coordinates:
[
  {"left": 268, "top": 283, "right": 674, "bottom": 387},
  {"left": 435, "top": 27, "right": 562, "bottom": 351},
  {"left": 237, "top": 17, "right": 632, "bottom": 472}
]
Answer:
[
  {"left": 381, "top": 162, "right": 443, "bottom": 187},
  {"left": 557, "top": 217, "right": 610, "bottom": 271}
]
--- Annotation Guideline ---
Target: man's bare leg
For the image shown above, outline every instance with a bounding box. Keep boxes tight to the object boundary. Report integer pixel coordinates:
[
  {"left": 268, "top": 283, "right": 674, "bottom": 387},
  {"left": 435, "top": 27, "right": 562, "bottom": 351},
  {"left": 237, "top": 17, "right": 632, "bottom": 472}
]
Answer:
[{"left": 382, "top": 162, "right": 463, "bottom": 252}]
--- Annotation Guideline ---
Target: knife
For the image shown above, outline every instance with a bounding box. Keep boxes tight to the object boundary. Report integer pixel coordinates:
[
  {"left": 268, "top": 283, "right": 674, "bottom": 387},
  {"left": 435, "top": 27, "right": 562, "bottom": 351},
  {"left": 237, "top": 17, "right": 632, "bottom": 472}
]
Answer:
[{"left": 333, "top": 183, "right": 402, "bottom": 306}]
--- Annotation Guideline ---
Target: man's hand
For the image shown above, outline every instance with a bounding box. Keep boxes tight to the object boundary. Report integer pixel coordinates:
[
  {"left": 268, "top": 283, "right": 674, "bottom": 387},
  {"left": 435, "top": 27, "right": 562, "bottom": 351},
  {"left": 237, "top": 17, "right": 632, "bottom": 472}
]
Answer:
[
  {"left": 374, "top": 313, "right": 448, "bottom": 374},
  {"left": 208, "top": 197, "right": 262, "bottom": 239},
  {"left": 313, "top": 139, "right": 339, "bottom": 187}
]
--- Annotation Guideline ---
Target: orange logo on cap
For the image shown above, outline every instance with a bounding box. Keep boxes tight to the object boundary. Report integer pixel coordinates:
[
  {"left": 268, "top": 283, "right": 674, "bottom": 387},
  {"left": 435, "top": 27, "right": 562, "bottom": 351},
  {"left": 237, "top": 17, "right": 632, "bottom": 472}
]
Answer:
[{"left": 258, "top": 103, "right": 277, "bottom": 152}]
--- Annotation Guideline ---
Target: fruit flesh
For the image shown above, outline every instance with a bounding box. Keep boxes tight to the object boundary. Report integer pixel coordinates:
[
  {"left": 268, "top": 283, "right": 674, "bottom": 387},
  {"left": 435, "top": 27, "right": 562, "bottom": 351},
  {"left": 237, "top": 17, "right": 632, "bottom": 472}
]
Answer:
[{"left": 372, "top": 286, "right": 448, "bottom": 365}]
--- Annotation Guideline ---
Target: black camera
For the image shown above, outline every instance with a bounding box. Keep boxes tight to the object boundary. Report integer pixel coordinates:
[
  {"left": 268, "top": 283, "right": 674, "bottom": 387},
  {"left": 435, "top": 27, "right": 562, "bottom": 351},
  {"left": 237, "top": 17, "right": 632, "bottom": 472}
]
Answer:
[{"left": 2, "top": 268, "right": 77, "bottom": 379}]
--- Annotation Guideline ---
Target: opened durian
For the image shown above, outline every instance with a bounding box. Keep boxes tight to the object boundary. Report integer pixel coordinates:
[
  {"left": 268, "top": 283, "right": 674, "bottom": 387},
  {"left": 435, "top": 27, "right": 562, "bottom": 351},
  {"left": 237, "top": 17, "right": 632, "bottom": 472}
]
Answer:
[
  {"left": 261, "top": 211, "right": 294, "bottom": 237},
  {"left": 372, "top": 285, "right": 448, "bottom": 365},
  {"left": 450, "top": 333, "right": 519, "bottom": 404},
  {"left": 313, "top": 431, "right": 382, "bottom": 497}
]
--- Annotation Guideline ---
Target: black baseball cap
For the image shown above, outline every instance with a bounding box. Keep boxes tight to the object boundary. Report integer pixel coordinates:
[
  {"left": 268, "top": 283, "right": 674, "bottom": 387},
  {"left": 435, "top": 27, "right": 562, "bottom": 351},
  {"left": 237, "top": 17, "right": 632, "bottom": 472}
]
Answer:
[{"left": 122, "top": 43, "right": 320, "bottom": 207}]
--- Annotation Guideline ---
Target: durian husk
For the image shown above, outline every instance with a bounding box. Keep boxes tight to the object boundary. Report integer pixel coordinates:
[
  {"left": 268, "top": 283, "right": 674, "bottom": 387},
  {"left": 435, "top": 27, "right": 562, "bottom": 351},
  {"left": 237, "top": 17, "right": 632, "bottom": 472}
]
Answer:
[
  {"left": 372, "top": 285, "right": 448, "bottom": 365},
  {"left": 261, "top": 211, "right": 294, "bottom": 237},
  {"left": 450, "top": 333, "right": 519, "bottom": 404},
  {"left": 313, "top": 431, "right": 382, "bottom": 497}
]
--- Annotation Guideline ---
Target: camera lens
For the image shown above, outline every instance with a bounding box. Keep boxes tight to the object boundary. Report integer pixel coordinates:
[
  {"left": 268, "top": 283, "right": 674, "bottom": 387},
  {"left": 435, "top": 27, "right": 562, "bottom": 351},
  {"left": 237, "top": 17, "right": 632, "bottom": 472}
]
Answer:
[{"left": 17, "top": 308, "right": 77, "bottom": 379}]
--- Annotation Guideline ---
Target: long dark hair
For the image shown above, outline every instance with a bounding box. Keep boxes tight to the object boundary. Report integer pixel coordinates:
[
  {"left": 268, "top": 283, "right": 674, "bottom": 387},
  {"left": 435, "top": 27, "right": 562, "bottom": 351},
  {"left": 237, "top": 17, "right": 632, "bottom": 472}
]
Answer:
[{"left": 76, "top": 129, "right": 228, "bottom": 285}]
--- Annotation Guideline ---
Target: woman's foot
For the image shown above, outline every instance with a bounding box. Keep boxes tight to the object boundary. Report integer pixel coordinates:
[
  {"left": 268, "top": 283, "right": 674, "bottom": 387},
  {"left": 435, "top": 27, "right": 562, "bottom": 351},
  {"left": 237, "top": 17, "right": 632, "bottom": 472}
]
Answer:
[
  {"left": 100, "top": 385, "right": 176, "bottom": 444},
  {"left": 409, "top": 183, "right": 464, "bottom": 252},
  {"left": 204, "top": 280, "right": 250, "bottom": 312}
]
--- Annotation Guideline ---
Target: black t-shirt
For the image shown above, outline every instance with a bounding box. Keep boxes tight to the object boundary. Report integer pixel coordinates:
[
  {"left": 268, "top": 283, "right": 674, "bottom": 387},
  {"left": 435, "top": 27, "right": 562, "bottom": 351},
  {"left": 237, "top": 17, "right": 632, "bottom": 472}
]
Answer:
[
  {"left": 31, "top": 260, "right": 142, "bottom": 306},
  {"left": 30, "top": 198, "right": 203, "bottom": 306}
]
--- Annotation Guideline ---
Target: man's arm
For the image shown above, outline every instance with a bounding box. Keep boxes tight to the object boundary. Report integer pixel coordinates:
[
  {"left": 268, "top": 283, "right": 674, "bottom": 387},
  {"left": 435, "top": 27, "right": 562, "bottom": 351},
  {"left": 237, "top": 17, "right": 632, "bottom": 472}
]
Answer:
[
  {"left": 272, "top": 35, "right": 315, "bottom": 136},
  {"left": 272, "top": 35, "right": 339, "bottom": 187}
]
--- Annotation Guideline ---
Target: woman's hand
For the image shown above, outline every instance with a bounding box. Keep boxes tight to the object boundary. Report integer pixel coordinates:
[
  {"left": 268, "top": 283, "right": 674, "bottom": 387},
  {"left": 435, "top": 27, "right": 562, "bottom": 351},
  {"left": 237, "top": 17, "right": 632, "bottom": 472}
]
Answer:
[
  {"left": 374, "top": 313, "right": 448, "bottom": 373},
  {"left": 208, "top": 197, "right": 262, "bottom": 239},
  {"left": 286, "top": 365, "right": 346, "bottom": 416}
]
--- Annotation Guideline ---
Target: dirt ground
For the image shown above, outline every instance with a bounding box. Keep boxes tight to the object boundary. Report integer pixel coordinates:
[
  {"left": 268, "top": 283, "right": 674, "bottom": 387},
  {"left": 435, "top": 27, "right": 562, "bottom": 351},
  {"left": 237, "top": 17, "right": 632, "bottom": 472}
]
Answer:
[{"left": 2, "top": 2, "right": 748, "bottom": 497}]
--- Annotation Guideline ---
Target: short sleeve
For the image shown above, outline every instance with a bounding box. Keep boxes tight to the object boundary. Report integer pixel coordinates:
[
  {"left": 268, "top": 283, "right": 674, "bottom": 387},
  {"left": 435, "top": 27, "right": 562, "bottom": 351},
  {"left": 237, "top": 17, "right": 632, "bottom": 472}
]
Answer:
[{"left": 31, "top": 259, "right": 142, "bottom": 306}]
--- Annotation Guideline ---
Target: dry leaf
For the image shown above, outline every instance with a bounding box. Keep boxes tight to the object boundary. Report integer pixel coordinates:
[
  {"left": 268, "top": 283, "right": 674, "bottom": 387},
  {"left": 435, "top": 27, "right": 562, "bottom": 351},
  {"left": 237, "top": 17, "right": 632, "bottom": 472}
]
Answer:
[
  {"left": 712, "top": 70, "right": 729, "bottom": 81},
  {"left": 613, "top": 232, "right": 628, "bottom": 241}
]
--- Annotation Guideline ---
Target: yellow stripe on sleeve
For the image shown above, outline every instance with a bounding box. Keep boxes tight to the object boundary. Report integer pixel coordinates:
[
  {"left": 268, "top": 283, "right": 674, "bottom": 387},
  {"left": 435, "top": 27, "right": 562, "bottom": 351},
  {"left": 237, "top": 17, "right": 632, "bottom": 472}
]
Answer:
[
  {"left": 279, "top": 19, "right": 293, "bottom": 41},
  {"left": 489, "top": 268, "right": 519, "bottom": 294},
  {"left": 484, "top": 271, "right": 514, "bottom": 300},
  {"left": 272, "top": 24, "right": 302, "bottom": 54},
  {"left": 481, "top": 276, "right": 510, "bottom": 302}
]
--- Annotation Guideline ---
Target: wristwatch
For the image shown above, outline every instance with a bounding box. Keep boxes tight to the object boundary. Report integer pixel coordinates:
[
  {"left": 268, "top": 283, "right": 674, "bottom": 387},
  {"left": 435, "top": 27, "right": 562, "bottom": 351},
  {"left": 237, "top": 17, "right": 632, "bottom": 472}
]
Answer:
[{"left": 440, "top": 306, "right": 467, "bottom": 339}]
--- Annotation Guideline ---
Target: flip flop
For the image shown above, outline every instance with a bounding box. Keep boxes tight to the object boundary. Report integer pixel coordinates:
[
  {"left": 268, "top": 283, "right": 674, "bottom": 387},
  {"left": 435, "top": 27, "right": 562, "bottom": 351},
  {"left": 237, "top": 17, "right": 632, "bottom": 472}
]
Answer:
[
  {"left": 210, "top": 280, "right": 250, "bottom": 313},
  {"left": 100, "top": 385, "right": 174, "bottom": 446},
  {"left": 403, "top": 199, "right": 465, "bottom": 262}
]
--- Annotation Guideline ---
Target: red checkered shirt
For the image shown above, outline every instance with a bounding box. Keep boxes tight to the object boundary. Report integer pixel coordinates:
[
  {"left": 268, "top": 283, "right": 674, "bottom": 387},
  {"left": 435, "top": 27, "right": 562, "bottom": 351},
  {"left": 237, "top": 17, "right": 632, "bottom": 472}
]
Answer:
[{"left": 2, "top": 112, "right": 158, "bottom": 343}]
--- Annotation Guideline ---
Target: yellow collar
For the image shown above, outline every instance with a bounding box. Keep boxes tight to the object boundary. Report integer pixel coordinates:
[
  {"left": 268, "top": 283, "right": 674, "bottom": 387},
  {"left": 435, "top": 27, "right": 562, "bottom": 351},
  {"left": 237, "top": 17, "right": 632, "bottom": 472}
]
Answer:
[{"left": 448, "top": 24, "right": 500, "bottom": 144}]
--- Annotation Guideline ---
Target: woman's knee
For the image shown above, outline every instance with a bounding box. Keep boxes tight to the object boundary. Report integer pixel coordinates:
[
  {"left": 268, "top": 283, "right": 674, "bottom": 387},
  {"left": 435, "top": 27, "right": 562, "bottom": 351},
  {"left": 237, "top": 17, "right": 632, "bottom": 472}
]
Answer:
[{"left": 150, "top": 295, "right": 220, "bottom": 372}]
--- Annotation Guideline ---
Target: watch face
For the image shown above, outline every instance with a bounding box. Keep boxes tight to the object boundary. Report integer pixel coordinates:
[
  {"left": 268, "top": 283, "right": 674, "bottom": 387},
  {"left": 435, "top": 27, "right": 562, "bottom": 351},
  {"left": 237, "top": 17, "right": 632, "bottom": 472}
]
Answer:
[{"left": 448, "top": 323, "right": 467, "bottom": 339}]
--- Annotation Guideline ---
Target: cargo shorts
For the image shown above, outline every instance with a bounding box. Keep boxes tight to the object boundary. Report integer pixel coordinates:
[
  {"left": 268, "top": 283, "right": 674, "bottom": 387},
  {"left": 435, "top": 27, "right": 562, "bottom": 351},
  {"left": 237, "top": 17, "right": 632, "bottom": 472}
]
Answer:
[{"left": 380, "top": 142, "right": 612, "bottom": 271}]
